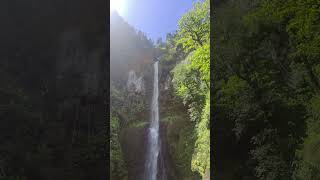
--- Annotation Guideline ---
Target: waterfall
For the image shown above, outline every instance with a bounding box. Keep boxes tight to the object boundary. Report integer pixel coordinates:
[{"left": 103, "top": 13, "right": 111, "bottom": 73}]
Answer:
[{"left": 145, "top": 61, "right": 160, "bottom": 180}]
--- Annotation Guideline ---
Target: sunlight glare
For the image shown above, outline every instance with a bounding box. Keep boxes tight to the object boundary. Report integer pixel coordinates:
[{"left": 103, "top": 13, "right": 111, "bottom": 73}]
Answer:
[{"left": 110, "top": 0, "right": 126, "bottom": 15}]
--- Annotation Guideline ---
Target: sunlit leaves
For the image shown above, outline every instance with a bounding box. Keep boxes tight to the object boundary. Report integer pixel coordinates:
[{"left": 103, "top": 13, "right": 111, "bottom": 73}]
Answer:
[
  {"left": 191, "top": 92, "right": 210, "bottom": 176},
  {"left": 170, "top": 0, "right": 210, "bottom": 177},
  {"left": 191, "top": 42, "right": 210, "bottom": 83},
  {"left": 177, "top": 0, "right": 210, "bottom": 51},
  {"left": 247, "top": 0, "right": 320, "bottom": 63}
]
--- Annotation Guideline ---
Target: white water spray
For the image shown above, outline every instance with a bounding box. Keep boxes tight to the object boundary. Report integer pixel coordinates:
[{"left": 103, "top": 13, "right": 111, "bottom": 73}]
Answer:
[{"left": 145, "top": 61, "right": 160, "bottom": 180}]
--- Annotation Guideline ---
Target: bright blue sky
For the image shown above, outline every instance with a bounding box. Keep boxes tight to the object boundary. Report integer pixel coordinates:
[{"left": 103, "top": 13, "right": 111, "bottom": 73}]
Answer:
[{"left": 113, "top": 0, "right": 194, "bottom": 42}]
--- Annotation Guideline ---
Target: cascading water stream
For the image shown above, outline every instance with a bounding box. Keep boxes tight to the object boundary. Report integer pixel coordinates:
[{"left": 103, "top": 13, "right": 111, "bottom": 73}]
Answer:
[{"left": 145, "top": 61, "right": 160, "bottom": 180}]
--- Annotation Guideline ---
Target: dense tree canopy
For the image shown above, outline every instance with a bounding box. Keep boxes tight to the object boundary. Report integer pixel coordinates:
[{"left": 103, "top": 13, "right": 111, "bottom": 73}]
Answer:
[
  {"left": 171, "top": 0, "right": 211, "bottom": 177},
  {"left": 213, "top": 0, "right": 320, "bottom": 179}
]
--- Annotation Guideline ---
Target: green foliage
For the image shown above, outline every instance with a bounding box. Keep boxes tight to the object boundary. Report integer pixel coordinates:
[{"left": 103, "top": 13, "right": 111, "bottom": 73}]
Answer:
[
  {"left": 250, "top": 129, "right": 291, "bottom": 180},
  {"left": 172, "top": 57, "right": 206, "bottom": 109},
  {"left": 247, "top": 1, "right": 320, "bottom": 179},
  {"left": 218, "top": 76, "right": 261, "bottom": 138},
  {"left": 128, "top": 121, "right": 148, "bottom": 128},
  {"left": 212, "top": 0, "right": 320, "bottom": 179},
  {"left": 177, "top": 0, "right": 210, "bottom": 51},
  {"left": 294, "top": 96, "right": 320, "bottom": 180},
  {"left": 191, "top": 42, "right": 210, "bottom": 83},
  {"left": 166, "top": 114, "right": 197, "bottom": 178},
  {"left": 191, "top": 92, "right": 210, "bottom": 176},
  {"left": 163, "top": 101, "right": 198, "bottom": 179},
  {"left": 110, "top": 113, "right": 127, "bottom": 180},
  {"left": 170, "top": 0, "right": 210, "bottom": 177},
  {"left": 249, "top": 0, "right": 320, "bottom": 56}
]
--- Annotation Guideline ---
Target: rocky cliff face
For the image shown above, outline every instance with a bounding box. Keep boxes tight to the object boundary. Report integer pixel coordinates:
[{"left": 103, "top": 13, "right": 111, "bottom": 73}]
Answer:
[
  {"left": 110, "top": 12, "right": 154, "bottom": 176},
  {"left": 116, "top": 63, "right": 179, "bottom": 180},
  {"left": 116, "top": 60, "right": 201, "bottom": 179},
  {"left": 119, "top": 66, "right": 153, "bottom": 180},
  {"left": 158, "top": 60, "right": 202, "bottom": 180}
]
